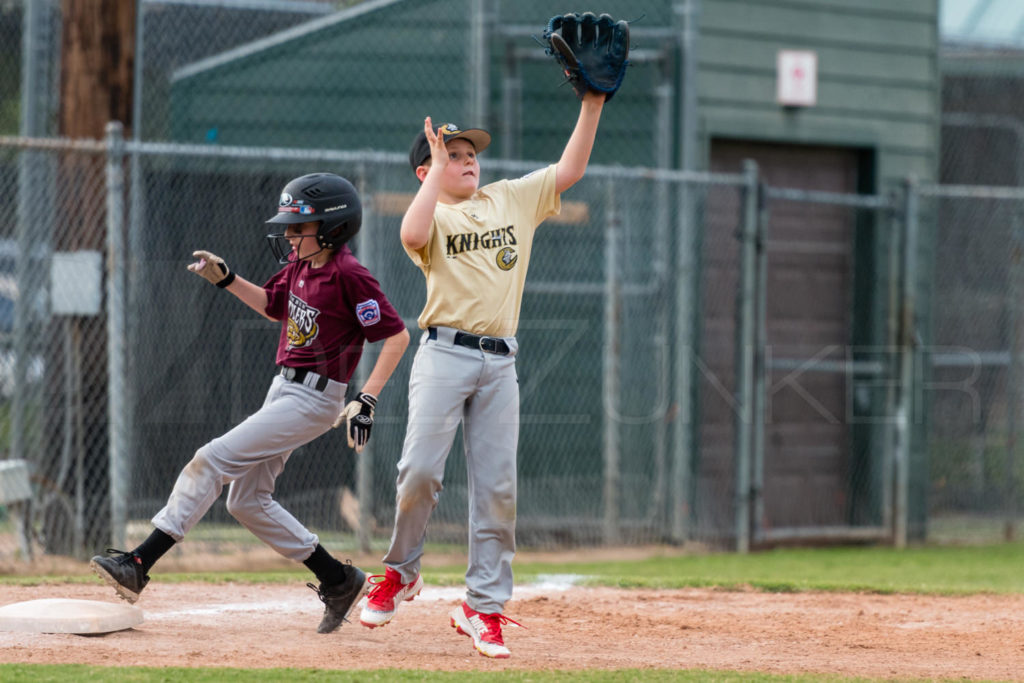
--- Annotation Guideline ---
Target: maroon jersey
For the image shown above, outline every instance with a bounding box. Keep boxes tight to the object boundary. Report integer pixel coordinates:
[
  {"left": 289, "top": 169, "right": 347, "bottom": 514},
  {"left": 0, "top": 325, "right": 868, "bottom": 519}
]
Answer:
[{"left": 263, "top": 246, "right": 405, "bottom": 382}]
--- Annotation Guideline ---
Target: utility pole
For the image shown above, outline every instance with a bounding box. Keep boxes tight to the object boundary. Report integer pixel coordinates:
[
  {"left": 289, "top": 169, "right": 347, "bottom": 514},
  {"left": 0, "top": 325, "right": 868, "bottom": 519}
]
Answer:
[
  {"left": 60, "top": 0, "right": 136, "bottom": 140},
  {"left": 50, "top": 0, "right": 136, "bottom": 554}
]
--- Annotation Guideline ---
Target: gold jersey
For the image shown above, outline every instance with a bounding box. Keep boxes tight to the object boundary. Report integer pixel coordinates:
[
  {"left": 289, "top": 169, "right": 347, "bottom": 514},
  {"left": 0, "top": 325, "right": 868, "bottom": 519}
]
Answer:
[{"left": 403, "top": 164, "right": 560, "bottom": 337}]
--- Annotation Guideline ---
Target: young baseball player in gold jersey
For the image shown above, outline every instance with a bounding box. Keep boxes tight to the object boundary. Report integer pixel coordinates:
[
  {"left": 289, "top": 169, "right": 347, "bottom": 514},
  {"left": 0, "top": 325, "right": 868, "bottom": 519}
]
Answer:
[{"left": 359, "top": 91, "right": 607, "bottom": 658}]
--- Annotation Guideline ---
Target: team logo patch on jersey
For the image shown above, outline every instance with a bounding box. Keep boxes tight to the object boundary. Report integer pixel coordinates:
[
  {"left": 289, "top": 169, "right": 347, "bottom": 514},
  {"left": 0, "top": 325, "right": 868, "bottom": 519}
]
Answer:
[
  {"left": 286, "top": 292, "right": 320, "bottom": 349},
  {"left": 496, "top": 246, "right": 518, "bottom": 271},
  {"left": 356, "top": 299, "right": 381, "bottom": 326}
]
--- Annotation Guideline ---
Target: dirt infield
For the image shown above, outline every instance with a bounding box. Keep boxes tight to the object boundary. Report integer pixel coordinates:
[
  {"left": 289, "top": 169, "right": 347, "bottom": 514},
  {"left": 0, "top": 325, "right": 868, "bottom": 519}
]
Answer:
[{"left": 0, "top": 579, "right": 1022, "bottom": 679}]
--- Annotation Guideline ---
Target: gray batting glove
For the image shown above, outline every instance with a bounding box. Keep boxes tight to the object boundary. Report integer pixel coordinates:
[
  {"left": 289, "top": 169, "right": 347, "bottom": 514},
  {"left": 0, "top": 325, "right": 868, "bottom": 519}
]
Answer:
[
  {"left": 334, "top": 392, "right": 377, "bottom": 453},
  {"left": 188, "top": 250, "right": 235, "bottom": 288}
]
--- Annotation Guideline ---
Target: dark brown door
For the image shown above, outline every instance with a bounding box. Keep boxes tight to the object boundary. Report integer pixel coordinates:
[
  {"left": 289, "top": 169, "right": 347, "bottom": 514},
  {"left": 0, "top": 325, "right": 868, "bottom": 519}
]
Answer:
[{"left": 700, "top": 140, "right": 862, "bottom": 538}]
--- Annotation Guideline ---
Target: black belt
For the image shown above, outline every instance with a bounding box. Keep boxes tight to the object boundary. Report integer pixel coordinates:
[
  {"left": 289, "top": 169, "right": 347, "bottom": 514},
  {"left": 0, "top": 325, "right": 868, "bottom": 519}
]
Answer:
[
  {"left": 277, "top": 365, "right": 330, "bottom": 392},
  {"left": 428, "top": 327, "right": 510, "bottom": 355}
]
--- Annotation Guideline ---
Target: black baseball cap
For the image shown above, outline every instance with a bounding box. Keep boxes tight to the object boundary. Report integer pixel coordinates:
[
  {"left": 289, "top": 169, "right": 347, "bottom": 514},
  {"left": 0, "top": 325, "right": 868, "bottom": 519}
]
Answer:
[{"left": 409, "top": 123, "right": 491, "bottom": 170}]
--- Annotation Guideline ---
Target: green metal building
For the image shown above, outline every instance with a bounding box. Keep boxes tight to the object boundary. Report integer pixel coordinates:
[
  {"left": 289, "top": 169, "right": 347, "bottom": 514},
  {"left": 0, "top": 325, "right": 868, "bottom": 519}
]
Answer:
[{"left": 168, "top": 0, "right": 938, "bottom": 177}]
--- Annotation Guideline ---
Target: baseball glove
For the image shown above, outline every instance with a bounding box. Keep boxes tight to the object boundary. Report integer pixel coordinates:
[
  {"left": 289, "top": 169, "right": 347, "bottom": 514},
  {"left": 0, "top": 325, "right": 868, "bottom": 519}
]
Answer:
[{"left": 543, "top": 12, "right": 630, "bottom": 101}]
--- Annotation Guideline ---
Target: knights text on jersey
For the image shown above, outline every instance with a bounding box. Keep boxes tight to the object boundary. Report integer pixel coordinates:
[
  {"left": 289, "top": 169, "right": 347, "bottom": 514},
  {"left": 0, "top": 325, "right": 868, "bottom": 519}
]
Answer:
[
  {"left": 403, "top": 164, "right": 560, "bottom": 338},
  {"left": 263, "top": 246, "right": 405, "bottom": 382}
]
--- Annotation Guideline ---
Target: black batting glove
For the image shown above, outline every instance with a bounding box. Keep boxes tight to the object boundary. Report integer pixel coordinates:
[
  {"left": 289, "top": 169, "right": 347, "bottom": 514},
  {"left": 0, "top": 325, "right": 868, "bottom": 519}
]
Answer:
[{"left": 335, "top": 392, "right": 376, "bottom": 453}]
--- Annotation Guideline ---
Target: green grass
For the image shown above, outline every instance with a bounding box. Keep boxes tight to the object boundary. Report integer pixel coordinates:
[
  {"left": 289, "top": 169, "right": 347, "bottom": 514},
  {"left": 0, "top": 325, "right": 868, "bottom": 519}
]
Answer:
[
  {"left": 437, "top": 541, "right": 1024, "bottom": 595},
  {"left": 10, "top": 541, "right": 1024, "bottom": 595},
  {"left": 0, "top": 665, "right": 970, "bottom": 682}
]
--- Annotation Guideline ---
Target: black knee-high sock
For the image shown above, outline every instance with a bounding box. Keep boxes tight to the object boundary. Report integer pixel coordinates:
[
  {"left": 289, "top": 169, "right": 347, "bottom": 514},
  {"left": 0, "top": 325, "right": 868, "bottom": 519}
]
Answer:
[
  {"left": 133, "top": 528, "right": 176, "bottom": 573},
  {"left": 303, "top": 544, "right": 346, "bottom": 586}
]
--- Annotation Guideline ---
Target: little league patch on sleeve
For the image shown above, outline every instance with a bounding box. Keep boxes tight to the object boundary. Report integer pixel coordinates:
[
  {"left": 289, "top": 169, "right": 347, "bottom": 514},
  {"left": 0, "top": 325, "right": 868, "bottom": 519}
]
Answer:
[{"left": 355, "top": 299, "right": 381, "bottom": 326}]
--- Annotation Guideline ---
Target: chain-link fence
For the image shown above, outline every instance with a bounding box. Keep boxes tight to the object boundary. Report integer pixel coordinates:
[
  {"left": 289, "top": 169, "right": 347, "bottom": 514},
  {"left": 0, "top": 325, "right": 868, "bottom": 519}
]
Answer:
[
  {"left": 0, "top": 135, "right": 111, "bottom": 563},
  {"left": 934, "top": 52, "right": 1024, "bottom": 542},
  {"left": 0, "top": 132, "right": 750, "bottom": 564},
  {"left": 6, "top": 1, "right": 1024, "bottom": 564},
  {"left": 752, "top": 186, "right": 904, "bottom": 547},
  {"left": 5, "top": 130, "right": 1024, "bottom": 563},
  {"left": 921, "top": 183, "right": 1024, "bottom": 543}
]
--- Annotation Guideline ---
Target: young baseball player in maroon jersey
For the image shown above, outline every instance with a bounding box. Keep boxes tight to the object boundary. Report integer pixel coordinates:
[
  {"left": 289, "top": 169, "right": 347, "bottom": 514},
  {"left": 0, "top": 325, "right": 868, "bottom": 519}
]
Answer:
[
  {"left": 90, "top": 173, "right": 410, "bottom": 635},
  {"left": 358, "top": 91, "right": 606, "bottom": 658}
]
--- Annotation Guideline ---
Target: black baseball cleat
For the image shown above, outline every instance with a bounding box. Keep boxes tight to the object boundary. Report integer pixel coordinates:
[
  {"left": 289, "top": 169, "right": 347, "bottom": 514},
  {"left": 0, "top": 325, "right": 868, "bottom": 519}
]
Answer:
[
  {"left": 90, "top": 548, "right": 150, "bottom": 604},
  {"left": 307, "top": 562, "right": 370, "bottom": 634}
]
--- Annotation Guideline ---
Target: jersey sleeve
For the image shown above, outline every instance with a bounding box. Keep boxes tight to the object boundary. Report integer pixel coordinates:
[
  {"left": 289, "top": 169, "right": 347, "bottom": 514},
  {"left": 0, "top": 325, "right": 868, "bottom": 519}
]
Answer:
[
  {"left": 507, "top": 164, "right": 560, "bottom": 227},
  {"left": 342, "top": 259, "right": 406, "bottom": 343},
  {"left": 262, "top": 267, "right": 291, "bottom": 320},
  {"left": 401, "top": 218, "right": 436, "bottom": 269}
]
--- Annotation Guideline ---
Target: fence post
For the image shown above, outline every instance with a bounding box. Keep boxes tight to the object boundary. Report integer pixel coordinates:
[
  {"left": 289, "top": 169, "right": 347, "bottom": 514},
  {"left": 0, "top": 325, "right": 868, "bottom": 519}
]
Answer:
[
  {"left": 354, "top": 166, "right": 374, "bottom": 555},
  {"left": 14, "top": 0, "right": 50, "bottom": 474},
  {"left": 892, "top": 176, "right": 920, "bottom": 549},
  {"left": 670, "top": 0, "right": 701, "bottom": 545},
  {"left": 1007, "top": 199, "right": 1024, "bottom": 541},
  {"left": 880, "top": 189, "right": 902, "bottom": 540},
  {"left": 750, "top": 181, "right": 770, "bottom": 544},
  {"left": 602, "top": 177, "right": 622, "bottom": 545},
  {"left": 106, "top": 121, "right": 128, "bottom": 549},
  {"left": 734, "top": 160, "right": 760, "bottom": 553},
  {"left": 469, "top": 0, "right": 489, "bottom": 129}
]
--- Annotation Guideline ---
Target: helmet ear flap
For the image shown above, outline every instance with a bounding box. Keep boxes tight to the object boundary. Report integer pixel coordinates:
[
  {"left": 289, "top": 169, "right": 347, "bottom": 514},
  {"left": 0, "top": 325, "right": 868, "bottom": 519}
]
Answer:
[
  {"left": 316, "top": 217, "right": 359, "bottom": 250},
  {"left": 316, "top": 222, "right": 332, "bottom": 249}
]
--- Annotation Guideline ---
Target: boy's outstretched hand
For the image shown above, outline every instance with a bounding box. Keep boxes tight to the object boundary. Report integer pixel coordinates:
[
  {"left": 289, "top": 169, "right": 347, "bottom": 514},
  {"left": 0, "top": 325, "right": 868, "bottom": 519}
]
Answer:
[
  {"left": 423, "top": 116, "right": 449, "bottom": 171},
  {"left": 188, "top": 249, "right": 235, "bottom": 288}
]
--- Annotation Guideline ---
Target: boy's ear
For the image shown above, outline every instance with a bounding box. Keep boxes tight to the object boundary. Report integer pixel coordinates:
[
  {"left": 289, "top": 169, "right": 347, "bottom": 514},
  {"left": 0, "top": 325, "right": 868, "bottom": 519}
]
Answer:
[{"left": 415, "top": 165, "right": 430, "bottom": 183}]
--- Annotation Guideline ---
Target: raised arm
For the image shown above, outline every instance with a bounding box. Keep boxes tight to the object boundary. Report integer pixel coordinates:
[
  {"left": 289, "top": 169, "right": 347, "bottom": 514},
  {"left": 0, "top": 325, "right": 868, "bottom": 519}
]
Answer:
[
  {"left": 401, "top": 117, "right": 448, "bottom": 251},
  {"left": 554, "top": 92, "right": 605, "bottom": 194}
]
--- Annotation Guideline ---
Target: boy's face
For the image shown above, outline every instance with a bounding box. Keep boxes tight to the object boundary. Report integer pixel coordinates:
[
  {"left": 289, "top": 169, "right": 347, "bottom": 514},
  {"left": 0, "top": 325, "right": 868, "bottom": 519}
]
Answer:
[
  {"left": 436, "top": 138, "right": 480, "bottom": 198},
  {"left": 284, "top": 221, "right": 322, "bottom": 261}
]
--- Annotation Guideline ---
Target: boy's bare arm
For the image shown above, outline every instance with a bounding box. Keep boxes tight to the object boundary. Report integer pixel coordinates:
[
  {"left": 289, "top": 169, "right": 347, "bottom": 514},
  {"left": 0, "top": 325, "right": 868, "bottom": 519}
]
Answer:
[
  {"left": 401, "top": 172, "right": 442, "bottom": 250},
  {"left": 222, "top": 276, "right": 274, "bottom": 321},
  {"left": 358, "top": 327, "right": 411, "bottom": 398},
  {"left": 555, "top": 91, "right": 605, "bottom": 194},
  {"left": 333, "top": 325, "right": 410, "bottom": 453},
  {"left": 401, "top": 117, "right": 448, "bottom": 250}
]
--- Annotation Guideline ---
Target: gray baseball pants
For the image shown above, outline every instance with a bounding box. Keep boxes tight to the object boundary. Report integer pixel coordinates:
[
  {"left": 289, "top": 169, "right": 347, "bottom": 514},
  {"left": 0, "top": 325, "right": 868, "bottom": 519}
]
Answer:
[
  {"left": 152, "top": 372, "right": 346, "bottom": 561},
  {"left": 383, "top": 326, "right": 520, "bottom": 614}
]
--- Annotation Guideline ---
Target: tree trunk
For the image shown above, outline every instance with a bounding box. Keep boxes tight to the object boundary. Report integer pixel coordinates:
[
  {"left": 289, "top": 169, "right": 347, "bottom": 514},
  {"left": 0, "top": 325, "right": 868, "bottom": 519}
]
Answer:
[
  {"left": 47, "top": 0, "right": 135, "bottom": 556},
  {"left": 60, "top": 0, "right": 135, "bottom": 141}
]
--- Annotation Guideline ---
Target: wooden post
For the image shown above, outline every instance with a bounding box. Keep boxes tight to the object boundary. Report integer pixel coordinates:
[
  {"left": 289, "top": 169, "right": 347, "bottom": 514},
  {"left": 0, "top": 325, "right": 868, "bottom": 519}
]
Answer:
[
  {"left": 49, "top": 0, "right": 135, "bottom": 554},
  {"left": 60, "top": 0, "right": 135, "bottom": 141}
]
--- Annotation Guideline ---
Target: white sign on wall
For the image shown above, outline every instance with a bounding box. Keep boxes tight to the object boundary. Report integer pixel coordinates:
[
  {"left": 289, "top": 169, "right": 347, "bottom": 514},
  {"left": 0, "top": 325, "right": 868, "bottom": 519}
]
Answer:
[
  {"left": 51, "top": 250, "right": 102, "bottom": 316},
  {"left": 776, "top": 50, "right": 818, "bottom": 107}
]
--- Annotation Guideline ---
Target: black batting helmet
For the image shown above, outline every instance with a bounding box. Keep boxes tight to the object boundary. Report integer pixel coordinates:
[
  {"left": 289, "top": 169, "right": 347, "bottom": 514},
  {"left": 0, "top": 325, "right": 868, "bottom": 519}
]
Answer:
[{"left": 265, "top": 173, "right": 362, "bottom": 262}]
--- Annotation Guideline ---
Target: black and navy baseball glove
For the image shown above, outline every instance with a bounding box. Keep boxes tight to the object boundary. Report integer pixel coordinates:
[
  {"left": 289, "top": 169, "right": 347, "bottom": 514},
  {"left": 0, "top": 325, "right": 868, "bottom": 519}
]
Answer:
[{"left": 543, "top": 12, "right": 630, "bottom": 102}]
